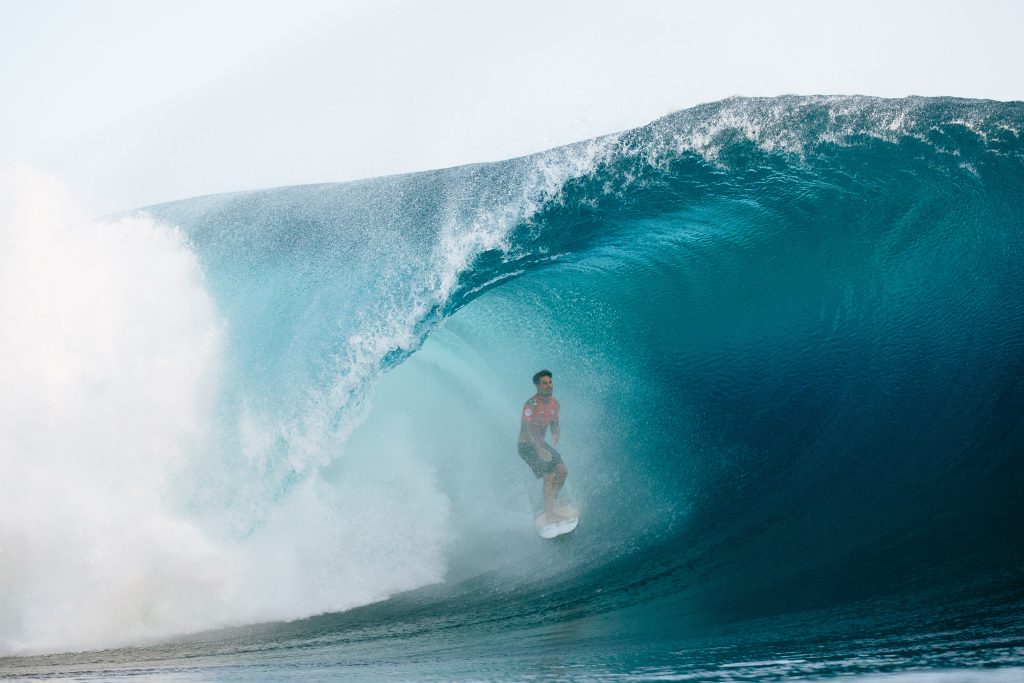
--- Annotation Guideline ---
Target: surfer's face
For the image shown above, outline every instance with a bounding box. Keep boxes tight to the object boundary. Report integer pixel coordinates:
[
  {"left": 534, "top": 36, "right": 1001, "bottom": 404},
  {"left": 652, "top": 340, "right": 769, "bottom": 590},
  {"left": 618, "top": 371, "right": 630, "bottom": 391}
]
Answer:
[{"left": 536, "top": 376, "right": 553, "bottom": 396}]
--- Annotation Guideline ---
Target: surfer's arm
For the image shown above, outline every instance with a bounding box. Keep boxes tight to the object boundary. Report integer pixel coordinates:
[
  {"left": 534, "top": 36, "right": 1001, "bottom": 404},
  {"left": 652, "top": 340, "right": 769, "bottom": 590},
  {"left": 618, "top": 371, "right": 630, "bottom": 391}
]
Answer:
[
  {"left": 520, "top": 414, "right": 540, "bottom": 446},
  {"left": 550, "top": 419, "right": 559, "bottom": 447}
]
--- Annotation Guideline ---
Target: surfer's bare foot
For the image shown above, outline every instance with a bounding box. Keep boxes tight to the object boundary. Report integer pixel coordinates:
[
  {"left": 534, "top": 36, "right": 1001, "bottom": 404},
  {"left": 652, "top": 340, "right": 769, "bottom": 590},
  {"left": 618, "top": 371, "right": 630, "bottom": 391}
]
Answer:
[{"left": 545, "top": 509, "right": 571, "bottom": 524}]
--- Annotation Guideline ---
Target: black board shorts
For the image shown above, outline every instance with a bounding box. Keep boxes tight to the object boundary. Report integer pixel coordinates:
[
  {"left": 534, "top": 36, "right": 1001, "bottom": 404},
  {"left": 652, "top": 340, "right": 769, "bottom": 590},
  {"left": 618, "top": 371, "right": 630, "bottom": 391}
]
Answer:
[{"left": 518, "top": 441, "right": 563, "bottom": 478}]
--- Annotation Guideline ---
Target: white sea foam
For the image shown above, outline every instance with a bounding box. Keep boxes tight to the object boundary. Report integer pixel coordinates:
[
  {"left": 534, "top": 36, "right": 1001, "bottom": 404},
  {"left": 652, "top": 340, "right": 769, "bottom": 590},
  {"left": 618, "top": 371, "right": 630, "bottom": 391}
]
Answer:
[
  {"left": 0, "top": 168, "right": 454, "bottom": 655},
  {"left": 0, "top": 167, "right": 228, "bottom": 653}
]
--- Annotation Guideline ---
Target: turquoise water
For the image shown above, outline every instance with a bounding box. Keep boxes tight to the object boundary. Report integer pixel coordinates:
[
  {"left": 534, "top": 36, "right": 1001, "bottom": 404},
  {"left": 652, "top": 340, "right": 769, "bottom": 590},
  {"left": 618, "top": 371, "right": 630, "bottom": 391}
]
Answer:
[{"left": 1, "top": 96, "right": 1022, "bottom": 680}]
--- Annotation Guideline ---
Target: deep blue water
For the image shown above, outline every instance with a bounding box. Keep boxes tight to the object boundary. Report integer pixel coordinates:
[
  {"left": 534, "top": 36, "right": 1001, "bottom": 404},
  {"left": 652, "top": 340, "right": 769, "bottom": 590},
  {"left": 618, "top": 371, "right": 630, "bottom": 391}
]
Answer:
[{"left": 2, "top": 96, "right": 1023, "bottom": 681}]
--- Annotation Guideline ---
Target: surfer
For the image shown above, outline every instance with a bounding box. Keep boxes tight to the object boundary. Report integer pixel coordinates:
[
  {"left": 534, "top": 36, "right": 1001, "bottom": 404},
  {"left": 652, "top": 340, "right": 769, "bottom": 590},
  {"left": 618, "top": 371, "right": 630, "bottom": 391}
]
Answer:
[{"left": 518, "top": 370, "right": 568, "bottom": 522}]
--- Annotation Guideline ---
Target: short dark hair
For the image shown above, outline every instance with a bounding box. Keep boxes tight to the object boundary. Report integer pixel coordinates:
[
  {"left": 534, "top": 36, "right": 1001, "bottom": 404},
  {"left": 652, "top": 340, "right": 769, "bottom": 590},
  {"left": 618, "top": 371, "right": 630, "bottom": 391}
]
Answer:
[{"left": 532, "top": 369, "right": 552, "bottom": 385}]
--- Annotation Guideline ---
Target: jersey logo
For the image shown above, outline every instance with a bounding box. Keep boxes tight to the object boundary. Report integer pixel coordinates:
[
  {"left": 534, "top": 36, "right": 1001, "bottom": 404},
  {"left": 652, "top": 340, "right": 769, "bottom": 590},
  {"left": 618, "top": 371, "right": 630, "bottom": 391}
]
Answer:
[
  {"left": 528, "top": 399, "right": 538, "bottom": 407},
  {"left": 524, "top": 408, "right": 532, "bottom": 417}
]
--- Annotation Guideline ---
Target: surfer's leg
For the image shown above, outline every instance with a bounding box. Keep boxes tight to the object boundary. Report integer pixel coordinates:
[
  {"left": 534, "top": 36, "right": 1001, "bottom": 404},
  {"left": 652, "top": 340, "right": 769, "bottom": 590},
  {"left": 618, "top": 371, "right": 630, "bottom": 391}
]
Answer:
[
  {"left": 553, "top": 462, "right": 567, "bottom": 497},
  {"left": 541, "top": 447, "right": 567, "bottom": 520},
  {"left": 543, "top": 463, "right": 568, "bottom": 520},
  {"left": 552, "top": 458, "right": 569, "bottom": 507},
  {"left": 519, "top": 442, "right": 546, "bottom": 478},
  {"left": 543, "top": 473, "right": 556, "bottom": 517}
]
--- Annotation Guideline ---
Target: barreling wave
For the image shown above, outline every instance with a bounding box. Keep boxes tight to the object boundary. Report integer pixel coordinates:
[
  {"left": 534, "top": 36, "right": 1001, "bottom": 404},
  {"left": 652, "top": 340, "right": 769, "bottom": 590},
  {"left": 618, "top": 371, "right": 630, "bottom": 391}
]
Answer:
[{"left": 1, "top": 96, "right": 1022, "bottom": 665}]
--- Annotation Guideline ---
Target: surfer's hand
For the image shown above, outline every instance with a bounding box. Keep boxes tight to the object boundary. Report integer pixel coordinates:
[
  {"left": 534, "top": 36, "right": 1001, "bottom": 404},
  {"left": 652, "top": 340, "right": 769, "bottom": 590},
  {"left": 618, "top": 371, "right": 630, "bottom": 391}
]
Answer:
[{"left": 539, "top": 448, "right": 552, "bottom": 462}]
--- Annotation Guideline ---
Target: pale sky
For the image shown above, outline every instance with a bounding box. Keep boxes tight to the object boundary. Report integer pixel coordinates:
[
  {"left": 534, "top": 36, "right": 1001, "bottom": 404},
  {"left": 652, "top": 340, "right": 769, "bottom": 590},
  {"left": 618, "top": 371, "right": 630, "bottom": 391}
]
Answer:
[{"left": 3, "top": 0, "right": 1022, "bottom": 213}]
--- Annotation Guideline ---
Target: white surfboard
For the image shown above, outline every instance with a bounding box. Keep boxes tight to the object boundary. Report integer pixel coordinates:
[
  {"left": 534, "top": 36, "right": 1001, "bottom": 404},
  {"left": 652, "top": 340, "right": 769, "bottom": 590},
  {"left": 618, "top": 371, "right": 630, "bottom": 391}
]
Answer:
[{"left": 534, "top": 503, "right": 579, "bottom": 539}]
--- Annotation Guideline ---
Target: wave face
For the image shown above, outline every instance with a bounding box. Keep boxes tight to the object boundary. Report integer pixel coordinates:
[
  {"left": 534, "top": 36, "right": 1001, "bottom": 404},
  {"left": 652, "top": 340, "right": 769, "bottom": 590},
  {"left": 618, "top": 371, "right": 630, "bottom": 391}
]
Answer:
[{"left": 2, "top": 96, "right": 1023, "bottom": 677}]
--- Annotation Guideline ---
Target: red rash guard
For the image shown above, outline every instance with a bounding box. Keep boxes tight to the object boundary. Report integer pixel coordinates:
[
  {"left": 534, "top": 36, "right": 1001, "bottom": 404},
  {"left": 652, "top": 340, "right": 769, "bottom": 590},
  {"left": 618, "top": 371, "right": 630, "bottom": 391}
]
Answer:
[{"left": 519, "top": 393, "right": 560, "bottom": 443}]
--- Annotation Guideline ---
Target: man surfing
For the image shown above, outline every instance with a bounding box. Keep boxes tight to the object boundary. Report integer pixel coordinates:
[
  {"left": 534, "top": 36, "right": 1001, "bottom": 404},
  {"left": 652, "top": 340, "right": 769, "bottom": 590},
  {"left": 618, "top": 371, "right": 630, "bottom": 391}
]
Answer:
[{"left": 518, "top": 369, "right": 569, "bottom": 523}]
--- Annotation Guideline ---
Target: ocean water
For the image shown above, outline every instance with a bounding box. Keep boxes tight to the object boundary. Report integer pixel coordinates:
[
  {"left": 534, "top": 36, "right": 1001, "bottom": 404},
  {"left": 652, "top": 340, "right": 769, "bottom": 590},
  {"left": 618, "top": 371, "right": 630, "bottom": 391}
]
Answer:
[{"left": 1, "top": 95, "right": 1022, "bottom": 681}]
